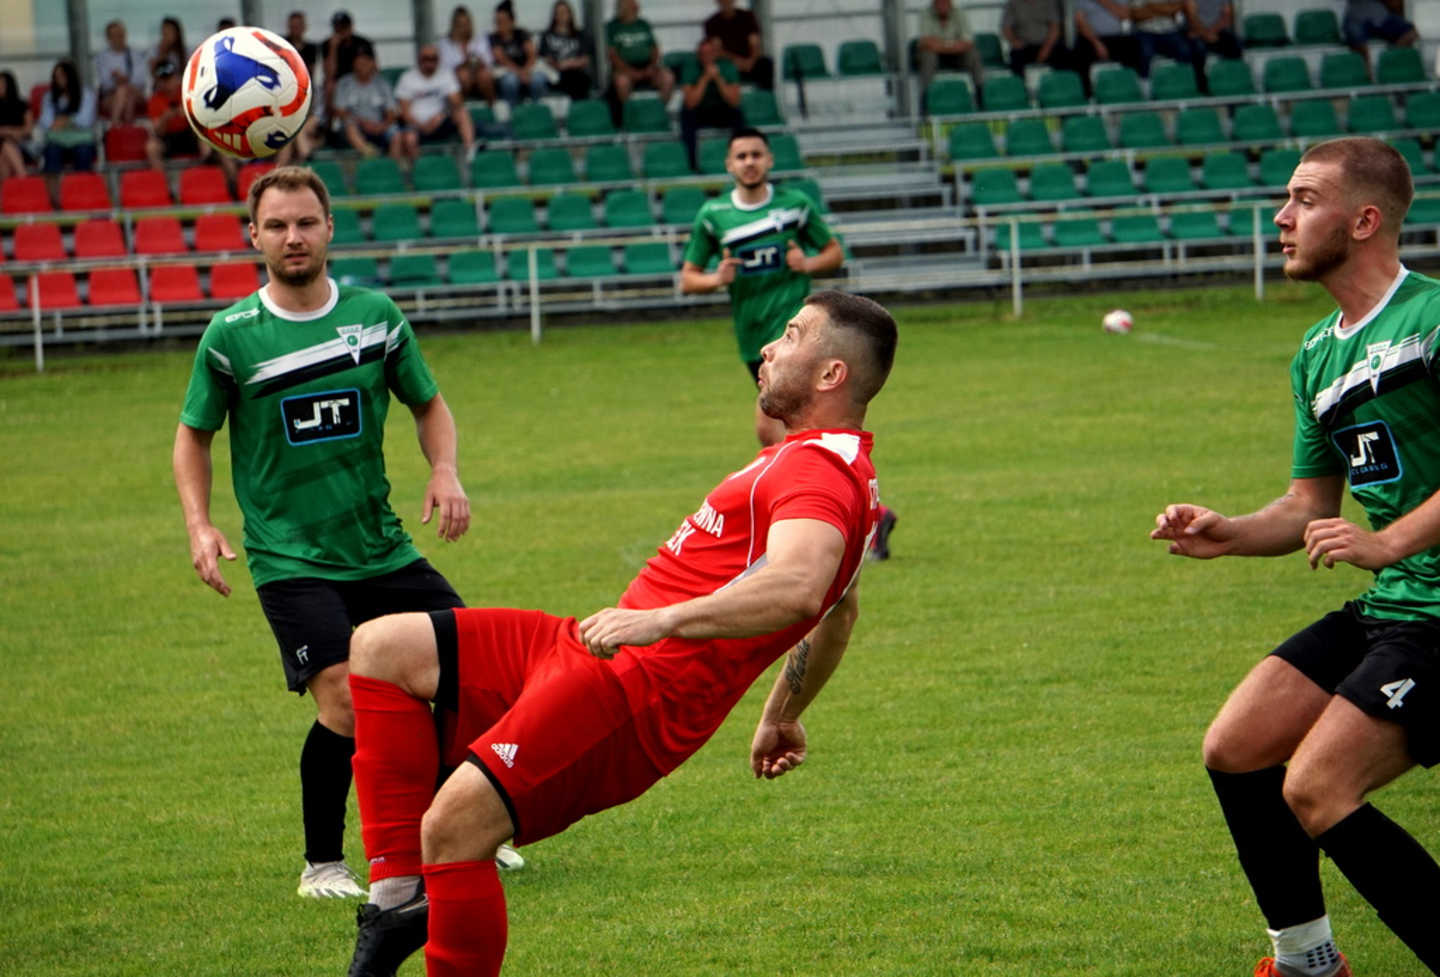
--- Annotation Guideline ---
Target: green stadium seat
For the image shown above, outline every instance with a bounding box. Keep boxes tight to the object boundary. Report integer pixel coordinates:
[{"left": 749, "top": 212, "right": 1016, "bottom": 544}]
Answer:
[
  {"left": 380, "top": 66, "right": 405, "bottom": 87},
  {"left": 698, "top": 137, "right": 729, "bottom": 174},
  {"left": 623, "top": 96, "right": 671, "bottom": 134},
  {"left": 448, "top": 249, "right": 499, "bottom": 284},
  {"left": 662, "top": 49, "right": 698, "bottom": 81},
  {"left": 471, "top": 150, "right": 521, "bottom": 189},
  {"left": 1200, "top": 152, "right": 1254, "bottom": 191},
  {"left": 1052, "top": 215, "right": 1107, "bottom": 247},
  {"left": 330, "top": 208, "right": 366, "bottom": 244},
  {"left": 566, "top": 99, "right": 616, "bottom": 137},
  {"left": 1169, "top": 210, "right": 1224, "bottom": 240},
  {"left": 975, "top": 32, "right": 1004, "bottom": 67},
  {"left": 1232, "top": 103, "right": 1285, "bottom": 142},
  {"left": 741, "top": 89, "right": 783, "bottom": 126},
  {"left": 413, "top": 154, "right": 462, "bottom": 193},
  {"left": 642, "top": 141, "right": 691, "bottom": 179},
  {"left": 1259, "top": 148, "right": 1302, "bottom": 186},
  {"left": 1391, "top": 138, "right": 1431, "bottom": 175},
  {"left": 1150, "top": 62, "right": 1199, "bottom": 101},
  {"left": 487, "top": 197, "right": 539, "bottom": 234},
  {"left": 661, "top": 186, "right": 707, "bottom": 225},
  {"left": 925, "top": 77, "right": 975, "bottom": 116},
  {"left": 564, "top": 244, "right": 616, "bottom": 278},
  {"left": 769, "top": 133, "right": 805, "bottom": 172},
  {"left": 1294, "top": 9, "right": 1342, "bottom": 45},
  {"left": 993, "top": 220, "right": 1047, "bottom": 252},
  {"left": 1378, "top": 47, "right": 1425, "bottom": 85},
  {"left": 1207, "top": 59, "right": 1255, "bottom": 98},
  {"left": 782, "top": 43, "right": 829, "bottom": 79},
  {"left": 1244, "top": 12, "right": 1289, "bottom": 47},
  {"left": 1037, "top": 70, "right": 1085, "bottom": 109},
  {"left": 1118, "top": 111, "right": 1170, "bottom": 149},
  {"left": 309, "top": 159, "right": 349, "bottom": 197},
  {"left": 354, "top": 157, "right": 407, "bottom": 196},
  {"left": 430, "top": 198, "right": 481, "bottom": 238},
  {"left": 1085, "top": 159, "right": 1136, "bottom": 197},
  {"left": 1028, "top": 162, "right": 1079, "bottom": 201},
  {"left": 1290, "top": 99, "right": 1341, "bottom": 138},
  {"left": 948, "top": 123, "right": 998, "bottom": 160},
  {"left": 1226, "top": 203, "right": 1268, "bottom": 238},
  {"left": 1005, "top": 118, "right": 1052, "bottom": 156},
  {"left": 1347, "top": 95, "right": 1397, "bottom": 133},
  {"left": 505, "top": 247, "right": 558, "bottom": 281},
  {"left": 388, "top": 253, "right": 442, "bottom": 287},
  {"left": 1141, "top": 156, "right": 1194, "bottom": 194},
  {"left": 510, "top": 102, "right": 558, "bottom": 140},
  {"left": 971, "top": 168, "right": 1023, "bottom": 206},
  {"left": 1061, "top": 115, "right": 1110, "bottom": 153},
  {"left": 545, "top": 193, "right": 597, "bottom": 231},
  {"left": 1405, "top": 91, "right": 1440, "bottom": 129},
  {"left": 1094, "top": 66, "right": 1144, "bottom": 104},
  {"left": 1110, "top": 214, "right": 1166, "bottom": 243},
  {"left": 527, "top": 147, "right": 577, "bottom": 185},
  {"left": 585, "top": 143, "right": 634, "bottom": 182},
  {"left": 468, "top": 103, "right": 496, "bottom": 129},
  {"left": 1264, "top": 56, "right": 1312, "bottom": 93},
  {"left": 622, "top": 241, "right": 675, "bottom": 275},
  {"left": 603, "top": 188, "right": 653, "bottom": 227},
  {"left": 785, "top": 177, "right": 826, "bottom": 212},
  {"left": 1176, "top": 107, "right": 1224, "bottom": 146},
  {"left": 331, "top": 256, "right": 381, "bottom": 286},
  {"left": 837, "top": 39, "right": 884, "bottom": 76},
  {"left": 981, "top": 74, "right": 1029, "bottom": 111},
  {"left": 371, "top": 203, "right": 422, "bottom": 243},
  {"left": 1407, "top": 196, "right": 1440, "bottom": 224},
  {"left": 1321, "top": 52, "right": 1370, "bottom": 89}
]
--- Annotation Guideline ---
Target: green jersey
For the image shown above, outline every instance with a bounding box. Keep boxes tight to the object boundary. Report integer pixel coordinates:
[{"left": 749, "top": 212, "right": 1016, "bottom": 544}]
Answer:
[
  {"left": 683, "top": 184, "right": 836, "bottom": 363},
  {"left": 179, "top": 281, "right": 440, "bottom": 588},
  {"left": 606, "top": 17, "right": 658, "bottom": 67},
  {"left": 1290, "top": 268, "right": 1440, "bottom": 620}
]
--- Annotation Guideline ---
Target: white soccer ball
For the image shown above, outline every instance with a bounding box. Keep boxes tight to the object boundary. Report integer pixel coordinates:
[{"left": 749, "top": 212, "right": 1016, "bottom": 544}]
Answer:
[
  {"left": 183, "top": 26, "right": 312, "bottom": 159},
  {"left": 1102, "top": 309, "right": 1133, "bottom": 334}
]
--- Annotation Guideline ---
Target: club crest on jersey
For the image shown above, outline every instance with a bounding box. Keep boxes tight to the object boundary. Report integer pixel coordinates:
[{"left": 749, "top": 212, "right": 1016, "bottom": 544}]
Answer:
[
  {"left": 1366, "top": 340, "right": 1391, "bottom": 394},
  {"left": 337, "top": 324, "right": 364, "bottom": 364},
  {"left": 1332, "top": 419, "right": 1402, "bottom": 487},
  {"left": 281, "top": 388, "right": 362, "bottom": 445}
]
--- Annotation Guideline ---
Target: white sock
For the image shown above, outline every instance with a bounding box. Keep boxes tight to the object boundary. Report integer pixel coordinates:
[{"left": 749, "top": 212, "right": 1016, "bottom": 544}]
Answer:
[
  {"left": 369, "top": 874, "right": 422, "bottom": 910},
  {"left": 1268, "top": 916, "right": 1343, "bottom": 977}
]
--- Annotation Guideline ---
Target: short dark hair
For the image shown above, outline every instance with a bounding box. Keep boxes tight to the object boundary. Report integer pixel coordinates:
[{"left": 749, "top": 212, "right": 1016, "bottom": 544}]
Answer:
[
  {"left": 805, "top": 290, "right": 897, "bottom": 405},
  {"left": 1300, "top": 136, "right": 1414, "bottom": 238},
  {"left": 247, "top": 165, "right": 332, "bottom": 225},
  {"left": 728, "top": 126, "right": 769, "bottom": 149}
]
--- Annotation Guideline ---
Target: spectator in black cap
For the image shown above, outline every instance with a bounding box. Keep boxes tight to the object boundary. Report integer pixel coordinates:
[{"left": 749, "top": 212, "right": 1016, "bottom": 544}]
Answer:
[{"left": 322, "top": 10, "right": 375, "bottom": 114}]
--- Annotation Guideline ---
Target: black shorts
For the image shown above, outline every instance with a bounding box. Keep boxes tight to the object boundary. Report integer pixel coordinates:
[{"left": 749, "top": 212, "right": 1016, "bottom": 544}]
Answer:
[
  {"left": 1271, "top": 601, "right": 1440, "bottom": 767},
  {"left": 256, "top": 558, "right": 464, "bottom": 693}
]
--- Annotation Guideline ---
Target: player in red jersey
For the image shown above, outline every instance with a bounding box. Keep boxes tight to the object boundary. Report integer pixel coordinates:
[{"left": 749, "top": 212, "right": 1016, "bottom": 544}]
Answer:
[{"left": 342, "top": 289, "right": 897, "bottom": 977}]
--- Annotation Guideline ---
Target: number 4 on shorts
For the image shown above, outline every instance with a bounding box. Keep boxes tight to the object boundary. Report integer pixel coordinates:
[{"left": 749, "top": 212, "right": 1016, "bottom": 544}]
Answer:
[{"left": 1381, "top": 678, "right": 1416, "bottom": 709}]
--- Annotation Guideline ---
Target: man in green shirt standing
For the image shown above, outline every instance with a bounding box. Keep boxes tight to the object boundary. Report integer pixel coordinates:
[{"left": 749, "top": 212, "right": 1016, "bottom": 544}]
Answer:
[{"left": 604, "top": 0, "right": 674, "bottom": 126}]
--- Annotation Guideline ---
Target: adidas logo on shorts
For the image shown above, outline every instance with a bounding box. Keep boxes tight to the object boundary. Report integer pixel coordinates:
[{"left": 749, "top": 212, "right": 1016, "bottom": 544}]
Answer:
[{"left": 491, "top": 742, "right": 518, "bottom": 768}]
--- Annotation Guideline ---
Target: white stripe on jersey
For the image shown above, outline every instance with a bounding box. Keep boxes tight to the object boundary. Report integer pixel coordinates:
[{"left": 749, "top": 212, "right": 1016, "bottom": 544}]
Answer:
[
  {"left": 1311, "top": 332, "right": 1426, "bottom": 420},
  {"left": 244, "top": 322, "right": 389, "bottom": 386},
  {"left": 718, "top": 206, "right": 809, "bottom": 249},
  {"left": 207, "top": 348, "right": 233, "bottom": 377}
]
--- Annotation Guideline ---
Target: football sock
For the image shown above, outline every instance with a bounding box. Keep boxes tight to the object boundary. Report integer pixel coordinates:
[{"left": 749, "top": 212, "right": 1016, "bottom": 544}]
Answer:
[
  {"left": 350, "top": 674, "right": 438, "bottom": 881},
  {"left": 369, "top": 874, "right": 422, "bottom": 911},
  {"left": 1207, "top": 766, "right": 1326, "bottom": 929},
  {"left": 424, "top": 860, "right": 507, "bottom": 977},
  {"left": 1267, "top": 916, "right": 1342, "bottom": 976},
  {"left": 1316, "top": 803, "right": 1440, "bottom": 971},
  {"left": 300, "top": 719, "right": 355, "bottom": 864}
]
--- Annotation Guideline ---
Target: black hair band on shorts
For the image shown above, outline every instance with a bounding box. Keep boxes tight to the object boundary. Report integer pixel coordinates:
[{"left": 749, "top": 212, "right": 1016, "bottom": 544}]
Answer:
[{"left": 429, "top": 609, "right": 459, "bottom": 712}]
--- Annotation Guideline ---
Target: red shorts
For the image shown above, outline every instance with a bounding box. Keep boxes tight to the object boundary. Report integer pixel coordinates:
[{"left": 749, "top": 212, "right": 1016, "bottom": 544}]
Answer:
[{"left": 443, "top": 607, "right": 667, "bottom": 846}]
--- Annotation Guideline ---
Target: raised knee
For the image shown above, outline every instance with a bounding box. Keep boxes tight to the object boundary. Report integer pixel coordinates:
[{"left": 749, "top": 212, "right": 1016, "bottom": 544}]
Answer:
[
  {"left": 1280, "top": 774, "right": 1326, "bottom": 835},
  {"left": 349, "top": 620, "right": 386, "bottom": 677},
  {"left": 1202, "top": 721, "right": 1243, "bottom": 772}
]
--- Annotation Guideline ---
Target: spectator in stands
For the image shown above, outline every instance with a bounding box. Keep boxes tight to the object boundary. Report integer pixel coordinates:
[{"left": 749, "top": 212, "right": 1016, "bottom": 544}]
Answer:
[
  {"left": 916, "top": 0, "right": 983, "bottom": 103},
  {"left": 1343, "top": 0, "right": 1418, "bottom": 63},
  {"left": 703, "top": 0, "right": 774, "bottom": 90},
  {"left": 148, "top": 17, "right": 187, "bottom": 79},
  {"left": 0, "top": 71, "right": 33, "bottom": 181},
  {"left": 679, "top": 35, "right": 742, "bottom": 171},
  {"left": 439, "top": 6, "right": 496, "bottom": 104},
  {"left": 94, "top": 20, "right": 144, "bottom": 126},
  {"left": 1072, "top": 0, "right": 1143, "bottom": 91},
  {"left": 144, "top": 60, "right": 238, "bottom": 180},
  {"left": 36, "top": 60, "right": 97, "bottom": 175},
  {"left": 334, "top": 43, "right": 417, "bottom": 164},
  {"left": 1131, "top": 1, "right": 1206, "bottom": 86},
  {"left": 323, "top": 11, "right": 376, "bottom": 115},
  {"left": 605, "top": 0, "right": 675, "bottom": 126},
  {"left": 274, "top": 12, "right": 325, "bottom": 168},
  {"left": 1001, "top": 0, "right": 1070, "bottom": 77},
  {"left": 285, "top": 10, "right": 321, "bottom": 79},
  {"left": 1185, "top": 0, "right": 1242, "bottom": 61},
  {"left": 395, "top": 43, "right": 479, "bottom": 158},
  {"left": 539, "top": 1, "right": 595, "bottom": 102},
  {"left": 489, "top": 1, "right": 549, "bottom": 107}
]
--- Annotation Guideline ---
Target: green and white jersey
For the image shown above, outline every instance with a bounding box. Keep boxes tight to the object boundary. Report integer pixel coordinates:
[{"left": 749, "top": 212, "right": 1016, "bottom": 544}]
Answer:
[
  {"left": 1290, "top": 267, "right": 1440, "bottom": 620},
  {"left": 179, "top": 279, "right": 439, "bottom": 588},
  {"left": 683, "top": 184, "right": 836, "bottom": 363},
  {"left": 605, "top": 17, "right": 658, "bottom": 67}
]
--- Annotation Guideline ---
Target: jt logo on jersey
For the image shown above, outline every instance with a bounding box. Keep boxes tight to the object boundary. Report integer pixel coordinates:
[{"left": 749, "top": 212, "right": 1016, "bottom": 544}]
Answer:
[
  {"left": 735, "top": 244, "right": 781, "bottom": 275},
  {"left": 1332, "top": 419, "right": 1402, "bottom": 486},
  {"left": 282, "top": 388, "right": 363, "bottom": 445}
]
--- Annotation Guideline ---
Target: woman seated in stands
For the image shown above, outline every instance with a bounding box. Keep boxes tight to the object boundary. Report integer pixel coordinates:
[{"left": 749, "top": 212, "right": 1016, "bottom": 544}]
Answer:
[
  {"left": 36, "top": 60, "right": 97, "bottom": 174},
  {"left": 539, "top": 1, "right": 595, "bottom": 102},
  {"left": 0, "top": 71, "right": 34, "bottom": 180},
  {"left": 490, "top": 0, "right": 549, "bottom": 107},
  {"left": 439, "top": 6, "right": 497, "bottom": 104}
]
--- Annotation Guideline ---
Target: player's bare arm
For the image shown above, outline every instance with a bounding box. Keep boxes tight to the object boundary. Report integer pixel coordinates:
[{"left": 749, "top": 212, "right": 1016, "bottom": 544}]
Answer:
[
  {"left": 680, "top": 252, "right": 740, "bottom": 294},
  {"left": 786, "top": 239, "right": 844, "bottom": 276},
  {"left": 1304, "top": 482, "right": 1440, "bottom": 570},
  {"left": 410, "top": 392, "right": 470, "bottom": 542},
  {"left": 1151, "top": 475, "right": 1344, "bottom": 559},
  {"left": 578, "top": 517, "right": 846, "bottom": 656},
  {"left": 172, "top": 422, "right": 237, "bottom": 596}
]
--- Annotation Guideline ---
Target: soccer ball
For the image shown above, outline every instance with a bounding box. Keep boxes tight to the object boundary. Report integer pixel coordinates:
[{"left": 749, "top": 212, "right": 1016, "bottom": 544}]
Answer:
[
  {"left": 1102, "top": 309, "right": 1133, "bottom": 334},
  {"left": 183, "top": 26, "right": 311, "bottom": 159}
]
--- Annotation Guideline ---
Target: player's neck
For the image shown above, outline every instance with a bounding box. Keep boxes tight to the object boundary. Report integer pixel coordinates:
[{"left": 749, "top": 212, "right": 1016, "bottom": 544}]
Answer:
[
  {"left": 264, "top": 277, "right": 334, "bottom": 315},
  {"left": 784, "top": 404, "right": 865, "bottom": 437},
  {"left": 733, "top": 181, "right": 771, "bottom": 208},
  {"left": 1325, "top": 253, "right": 1404, "bottom": 329}
]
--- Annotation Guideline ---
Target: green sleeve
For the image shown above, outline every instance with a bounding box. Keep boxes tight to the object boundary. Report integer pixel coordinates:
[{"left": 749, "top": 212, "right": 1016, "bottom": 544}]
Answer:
[
  {"left": 1289, "top": 349, "right": 1343, "bottom": 478},
  {"left": 178, "top": 320, "right": 232, "bottom": 432},
  {"left": 798, "top": 203, "right": 835, "bottom": 252},
  {"left": 386, "top": 312, "right": 441, "bottom": 407},
  {"left": 683, "top": 209, "right": 718, "bottom": 268}
]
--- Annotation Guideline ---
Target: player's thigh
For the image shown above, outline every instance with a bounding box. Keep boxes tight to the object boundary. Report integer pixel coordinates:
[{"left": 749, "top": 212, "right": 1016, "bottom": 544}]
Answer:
[
  {"left": 349, "top": 610, "right": 442, "bottom": 697},
  {"left": 256, "top": 577, "right": 354, "bottom": 694},
  {"left": 1285, "top": 695, "right": 1414, "bottom": 830},
  {"left": 345, "top": 558, "right": 465, "bottom": 622}
]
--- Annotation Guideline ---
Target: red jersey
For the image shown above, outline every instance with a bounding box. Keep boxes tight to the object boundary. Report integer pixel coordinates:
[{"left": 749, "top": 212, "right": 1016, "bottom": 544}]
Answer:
[{"left": 611, "top": 428, "right": 881, "bottom": 771}]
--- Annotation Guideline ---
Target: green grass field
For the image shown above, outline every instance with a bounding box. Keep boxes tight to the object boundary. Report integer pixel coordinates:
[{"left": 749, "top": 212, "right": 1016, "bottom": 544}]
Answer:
[{"left": 2, "top": 283, "right": 1436, "bottom": 976}]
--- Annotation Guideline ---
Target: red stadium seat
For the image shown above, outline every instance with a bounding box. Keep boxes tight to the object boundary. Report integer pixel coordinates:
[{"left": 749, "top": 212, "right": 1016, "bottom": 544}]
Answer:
[
  {"left": 209, "top": 261, "right": 261, "bottom": 299},
  {"left": 12, "top": 223, "right": 66, "bottom": 261},
  {"left": 88, "top": 267, "right": 142, "bottom": 306},
  {"left": 0, "top": 273, "right": 17, "bottom": 311},
  {"left": 132, "top": 216, "right": 187, "bottom": 255},
  {"left": 59, "top": 172, "right": 112, "bottom": 211},
  {"left": 1, "top": 176, "right": 53, "bottom": 214},
  {"left": 103, "top": 125, "right": 150, "bottom": 164},
  {"left": 119, "top": 169, "right": 173, "bottom": 209},
  {"left": 236, "top": 162, "right": 275, "bottom": 203},
  {"left": 73, "top": 218, "right": 127, "bottom": 259},
  {"left": 149, "top": 265, "right": 204, "bottom": 303},
  {"left": 179, "top": 166, "right": 233, "bottom": 205},
  {"left": 193, "top": 214, "right": 246, "bottom": 252},
  {"left": 27, "top": 84, "right": 45, "bottom": 120},
  {"left": 27, "top": 271, "right": 81, "bottom": 309}
]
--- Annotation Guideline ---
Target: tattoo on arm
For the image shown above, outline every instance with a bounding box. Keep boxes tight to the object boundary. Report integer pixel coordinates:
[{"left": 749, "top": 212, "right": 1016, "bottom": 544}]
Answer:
[{"left": 784, "top": 638, "right": 812, "bottom": 694}]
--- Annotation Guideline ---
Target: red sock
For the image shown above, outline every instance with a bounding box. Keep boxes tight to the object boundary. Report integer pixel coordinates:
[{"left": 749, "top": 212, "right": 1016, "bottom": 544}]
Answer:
[
  {"left": 424, "top": 860, "right": 508, "bottom": 977},
  {"left": 350, "top": 673, "right": 437, "bottom": 881}
]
